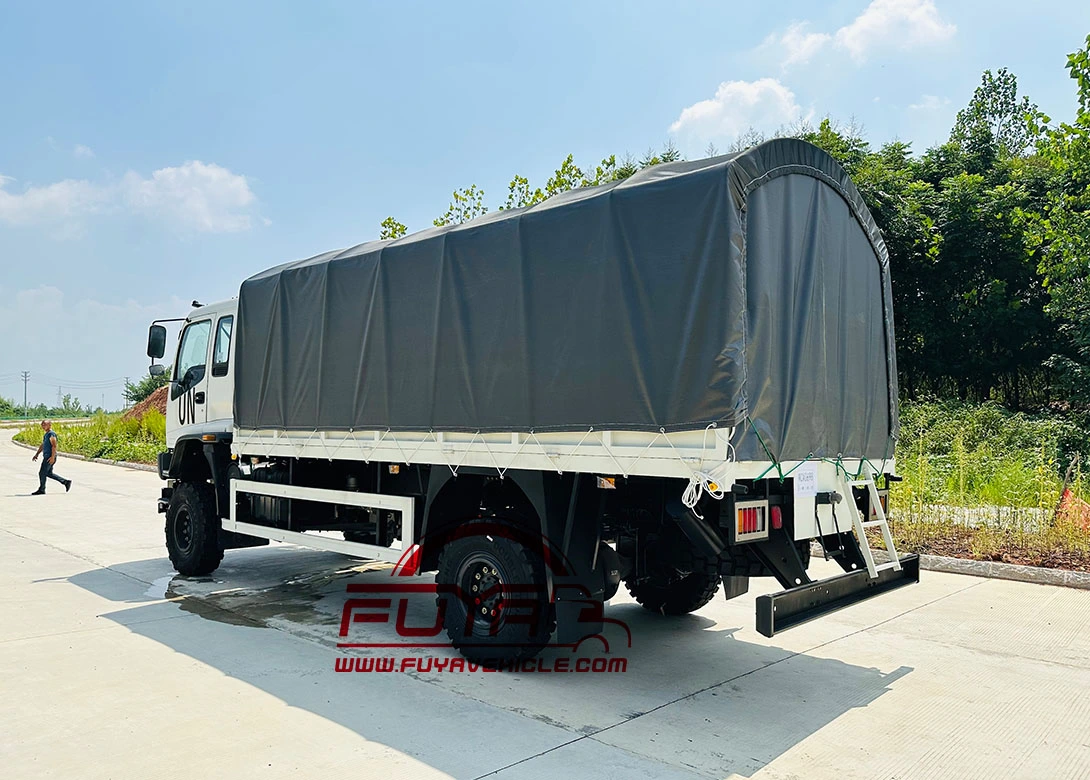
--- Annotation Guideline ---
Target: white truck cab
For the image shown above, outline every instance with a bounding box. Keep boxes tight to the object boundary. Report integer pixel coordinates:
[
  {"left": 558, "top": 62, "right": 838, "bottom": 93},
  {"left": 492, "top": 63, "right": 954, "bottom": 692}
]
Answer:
[{"left": 161, "top": 301, "right": 236, "bottom": 448}]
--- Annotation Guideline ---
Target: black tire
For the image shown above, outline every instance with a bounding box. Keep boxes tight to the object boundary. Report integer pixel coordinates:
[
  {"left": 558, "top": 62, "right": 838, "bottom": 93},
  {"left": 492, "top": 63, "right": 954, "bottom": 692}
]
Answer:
[
  {"left": 435, "top": 522, "right": 553, "bottom": 666},
  {"left": 624, "top": 522, "right": 720, "bottom": 615},
  {"left": 343, "top": 530, "right": 377, "bottom": 544},
  {"left": 166, "top": 482, "right": 224, "bottom": 576},
  {"left": 625, "top": 567, "right": 720, "bottom": 615}
]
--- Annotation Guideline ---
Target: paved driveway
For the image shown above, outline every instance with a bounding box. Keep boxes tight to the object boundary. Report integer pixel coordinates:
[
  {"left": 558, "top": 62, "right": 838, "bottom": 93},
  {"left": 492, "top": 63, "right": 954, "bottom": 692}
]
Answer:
[{"left": 2, "top": 435, "right": 1089, "bottom": 779}]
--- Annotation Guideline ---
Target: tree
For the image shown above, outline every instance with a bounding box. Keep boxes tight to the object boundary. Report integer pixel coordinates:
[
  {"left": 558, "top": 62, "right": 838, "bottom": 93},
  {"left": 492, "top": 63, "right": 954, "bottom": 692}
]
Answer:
[
  {"left": 544, "top": 154, "right": 586, "bottom": 197},
  {"left": 584, "top": 155, "right": 619, "bottom": 186},
  {"left": 1033, "top": 35, "right": 1090, "bottom": 403},
  {"left": 379, "top": 217, "right": 407, "bottom": 240},
  {"left": 795, "top": 117, "right": 870, "bottom": 174},
  {"left": 124, "top": 371, "right": 169, "bottom": 405},
  {"left": 57, "top": 394, "right": 85, "bottom": 416},
  {"left": 434, "top": 185, "right": 488, "bottom": 227},
  {"left": 500, "top": 174, "right": 545, "bottom": 210},
  {"left": 952, "top": 68, "right": 1038, "bottom": 159},
  {"left": 614, "top": 153, "right": 639, "bottom": 180},
  {"left": 728, "top": 127, "right": 766, "bottom": 153}
]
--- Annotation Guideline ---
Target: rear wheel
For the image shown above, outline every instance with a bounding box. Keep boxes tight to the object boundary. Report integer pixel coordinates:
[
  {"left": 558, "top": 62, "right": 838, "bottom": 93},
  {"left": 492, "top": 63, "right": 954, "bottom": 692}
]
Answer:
[
  {"left": 624, "top": 524, "right": 720, "bottom": 615},
  {"left": 625, "top": 567, "right": 720, "bottom": 615},
  {"left": 166, "top": 482, "right": 224, "bottom": 576},
  {"left": 435, "top": 522, "right": 553, "bottom": 666}
]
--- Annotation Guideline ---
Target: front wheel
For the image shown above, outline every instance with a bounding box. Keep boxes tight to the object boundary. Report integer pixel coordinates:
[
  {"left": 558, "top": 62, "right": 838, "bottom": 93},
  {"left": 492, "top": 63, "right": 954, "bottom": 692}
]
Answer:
[
  {"left": 435, "top": 522, "right": 553, "bottom": 666},
  {"left": 165, "top": 482, "right": 224, "bottom": 576}
]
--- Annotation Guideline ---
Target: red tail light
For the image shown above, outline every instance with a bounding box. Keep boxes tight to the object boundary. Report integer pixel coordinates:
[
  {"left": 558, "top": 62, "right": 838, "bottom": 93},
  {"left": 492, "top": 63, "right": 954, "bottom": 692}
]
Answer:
[{"left": 732, "top": 501, "right": 770, "bottom": 542}]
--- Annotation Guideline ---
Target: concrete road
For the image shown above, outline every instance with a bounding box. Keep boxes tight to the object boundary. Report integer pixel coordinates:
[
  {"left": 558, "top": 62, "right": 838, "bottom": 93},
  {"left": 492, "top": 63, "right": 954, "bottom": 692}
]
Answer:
[{"left": 2, "top": 435, "right": 1089, "bottom": 780}]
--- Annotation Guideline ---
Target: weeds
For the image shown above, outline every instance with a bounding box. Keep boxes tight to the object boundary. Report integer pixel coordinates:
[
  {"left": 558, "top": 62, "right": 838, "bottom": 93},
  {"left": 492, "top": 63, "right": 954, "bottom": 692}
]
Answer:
[
  {"left": 14, "top": 411, "right": 165, "bottom": 464},
  {"left": 890, "top": 400, "right": 1090, "bottom": 569}
]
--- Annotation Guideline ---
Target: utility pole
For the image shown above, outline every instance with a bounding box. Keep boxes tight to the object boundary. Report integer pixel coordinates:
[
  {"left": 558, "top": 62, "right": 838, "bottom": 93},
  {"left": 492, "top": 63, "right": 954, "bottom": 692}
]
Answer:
[{"left": 21, "top": 371, "right": 29, "bottom": 419}]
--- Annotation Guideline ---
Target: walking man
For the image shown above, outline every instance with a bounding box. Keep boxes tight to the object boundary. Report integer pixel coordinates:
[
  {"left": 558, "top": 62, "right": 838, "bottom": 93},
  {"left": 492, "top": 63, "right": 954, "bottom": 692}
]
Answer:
[{"left": 31, "top": 420, "right": 72, "bottom": 495}]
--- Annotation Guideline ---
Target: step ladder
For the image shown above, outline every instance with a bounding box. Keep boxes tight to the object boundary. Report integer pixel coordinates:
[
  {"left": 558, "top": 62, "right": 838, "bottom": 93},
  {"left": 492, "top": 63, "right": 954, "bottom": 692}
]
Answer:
[{"left": 839, "top": 474, "right": 902, "bottom": 579}]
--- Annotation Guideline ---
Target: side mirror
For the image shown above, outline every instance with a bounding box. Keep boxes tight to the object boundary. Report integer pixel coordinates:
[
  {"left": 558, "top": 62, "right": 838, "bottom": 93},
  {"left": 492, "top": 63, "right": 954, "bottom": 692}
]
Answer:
[
  {"left": 147, "top": 324, "right": 167, "bottom": 359},
  {"left": 149, "top": 363, "right": 166, "bottom": 377}
]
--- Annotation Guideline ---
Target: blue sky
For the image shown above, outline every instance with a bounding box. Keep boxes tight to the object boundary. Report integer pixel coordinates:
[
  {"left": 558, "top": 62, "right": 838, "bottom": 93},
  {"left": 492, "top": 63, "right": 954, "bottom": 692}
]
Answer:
[{"left": 1, "top": 0, "right": 1088, "bottom": 408}]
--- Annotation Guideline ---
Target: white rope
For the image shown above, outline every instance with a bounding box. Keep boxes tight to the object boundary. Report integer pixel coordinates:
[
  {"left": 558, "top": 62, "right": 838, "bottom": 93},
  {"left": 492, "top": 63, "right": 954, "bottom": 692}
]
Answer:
[
  {"left": 527, "top": 430, "right": 563, "bottom": 473},
  {"left": 616, "top": 429, "right": 666, "bottom": 478},
  {"left": 446, "top": 431, "right": 480, "bottom": 476},
  {"left": 497, "top": 435, "right": 531, "bottom": 477},
  {"left": 660, "top": 424, "right": 738, "bottom": 516}
]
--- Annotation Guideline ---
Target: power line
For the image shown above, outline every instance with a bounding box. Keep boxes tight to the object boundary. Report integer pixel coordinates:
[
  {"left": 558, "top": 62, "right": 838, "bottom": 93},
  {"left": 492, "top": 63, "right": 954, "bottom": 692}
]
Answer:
[
  {"left": 34, "top": 373, "right": 127, "bottom": 385},
  {"left": 29, "top": 376, "right": 126, "bottom": 389}
]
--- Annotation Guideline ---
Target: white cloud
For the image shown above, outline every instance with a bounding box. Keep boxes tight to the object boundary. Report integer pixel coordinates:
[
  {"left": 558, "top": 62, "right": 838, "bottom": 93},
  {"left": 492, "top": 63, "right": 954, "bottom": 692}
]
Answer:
[
  {"left": 73, "top": 144, "right": 95, "bottom": 159},
  {"left": 765, "top": 22, "right": 831, "bottom": 69},
  {"left": 122, "top": 161, "right": 257, "bottom": 233},
  {"left": 758, "top": 1, "right": 955, "bottom": 69},
  {"left": 834, "top": 0, "right": 956, "bottom": 62},
  {"left": 0, "top": 176, "right": 108, "bottom": 225},
  {"left": 909, "top": 94, "right": 951, "bottom": 111},
  {"left": 0, "top": 160, "right": 259, "bottom": 233},
  {"left": 670, "top": 78, "right": 804, "bottom": 143}
]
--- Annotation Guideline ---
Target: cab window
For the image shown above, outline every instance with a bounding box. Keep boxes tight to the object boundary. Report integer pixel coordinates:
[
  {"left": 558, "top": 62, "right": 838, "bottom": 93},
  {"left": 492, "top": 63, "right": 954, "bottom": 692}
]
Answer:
[
  {"left": 212, "top": 316, "right": 233, "bottom": 377},
  {"left": 173, "top": 319, "right": 211, "bottom": 398}
]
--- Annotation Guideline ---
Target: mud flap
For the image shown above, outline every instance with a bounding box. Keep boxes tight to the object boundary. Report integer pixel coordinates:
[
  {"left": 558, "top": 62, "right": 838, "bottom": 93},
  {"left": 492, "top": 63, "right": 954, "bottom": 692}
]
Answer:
[{"left": 755, "top": 554, "right": 920, "bottom": 637}]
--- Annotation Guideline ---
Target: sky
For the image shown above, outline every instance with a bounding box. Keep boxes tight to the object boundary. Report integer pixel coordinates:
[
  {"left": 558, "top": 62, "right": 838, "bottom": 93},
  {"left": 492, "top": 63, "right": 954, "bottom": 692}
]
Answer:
[{"left": 1, "top": 0, "right": 1088, "bottom": 409}]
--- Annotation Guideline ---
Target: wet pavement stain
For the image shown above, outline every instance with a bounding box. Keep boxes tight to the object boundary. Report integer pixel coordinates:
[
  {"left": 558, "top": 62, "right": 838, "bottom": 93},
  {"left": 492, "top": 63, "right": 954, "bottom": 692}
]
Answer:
[{"left": 161, "top": 558, "right": 397, "bottom": 632}]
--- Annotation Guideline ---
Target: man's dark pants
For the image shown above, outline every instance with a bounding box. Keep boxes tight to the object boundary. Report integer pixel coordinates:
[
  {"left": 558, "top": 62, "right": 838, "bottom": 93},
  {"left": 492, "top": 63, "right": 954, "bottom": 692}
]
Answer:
[{"left": 39, "top": 459, "right": 68, "bottom": 492}]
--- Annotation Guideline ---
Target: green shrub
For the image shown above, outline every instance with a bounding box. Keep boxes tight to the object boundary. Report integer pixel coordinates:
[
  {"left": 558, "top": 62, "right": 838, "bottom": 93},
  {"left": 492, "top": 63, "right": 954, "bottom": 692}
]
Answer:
[
  {"left": 895, "top": 400, "right": 1087, "bottom": 510},
  {"left": 13, "top": 411, "right": 166, "bottom": 464}
]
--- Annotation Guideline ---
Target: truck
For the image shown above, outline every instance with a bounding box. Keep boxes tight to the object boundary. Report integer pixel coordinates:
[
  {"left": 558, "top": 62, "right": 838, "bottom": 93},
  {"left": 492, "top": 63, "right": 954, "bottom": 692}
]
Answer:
[{"left": 146, "top": 138, "right": 919, "bottom": 664}]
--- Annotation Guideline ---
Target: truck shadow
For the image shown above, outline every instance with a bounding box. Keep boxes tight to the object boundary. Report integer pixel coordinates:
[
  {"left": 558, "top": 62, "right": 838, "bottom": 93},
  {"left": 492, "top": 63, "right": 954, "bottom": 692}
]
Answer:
[{"left": 69, "top": 545, "right": 913, "bottom": 779}]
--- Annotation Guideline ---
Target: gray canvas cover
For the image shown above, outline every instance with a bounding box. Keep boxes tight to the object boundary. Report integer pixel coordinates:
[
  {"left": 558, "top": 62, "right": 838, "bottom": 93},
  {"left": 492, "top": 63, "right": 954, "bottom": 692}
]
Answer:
[{"left": 235, "top": 138, "right": 898, "bottom": 462}]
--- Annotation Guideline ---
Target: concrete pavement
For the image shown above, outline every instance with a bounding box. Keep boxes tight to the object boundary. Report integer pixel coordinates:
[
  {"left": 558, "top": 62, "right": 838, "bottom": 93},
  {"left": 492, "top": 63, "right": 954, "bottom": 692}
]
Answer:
[{"left": 2, "top": 434, "right": 1089, "bottom": 779}]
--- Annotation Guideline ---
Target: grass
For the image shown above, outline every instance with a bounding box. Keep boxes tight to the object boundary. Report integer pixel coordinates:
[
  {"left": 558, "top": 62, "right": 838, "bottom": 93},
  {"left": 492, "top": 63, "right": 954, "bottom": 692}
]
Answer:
[
  {"left": 888, "top": 400, "right": 1090, "bottom": 570},
  {"left": 13, "top": 411, "right": 166, "bottom": 464}
]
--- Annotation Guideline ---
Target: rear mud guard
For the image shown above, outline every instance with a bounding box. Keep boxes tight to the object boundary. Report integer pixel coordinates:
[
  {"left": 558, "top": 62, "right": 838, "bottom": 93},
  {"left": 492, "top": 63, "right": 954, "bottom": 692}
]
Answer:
[{"left": 755, "top": 554, "right": 920, "bottom": 637}]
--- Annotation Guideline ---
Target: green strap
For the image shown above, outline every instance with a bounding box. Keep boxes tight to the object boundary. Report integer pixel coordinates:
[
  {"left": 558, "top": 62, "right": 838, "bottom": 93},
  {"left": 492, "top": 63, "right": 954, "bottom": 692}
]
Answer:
[{"left": 749, "top": 420, "right": 896, "bottom": 483}]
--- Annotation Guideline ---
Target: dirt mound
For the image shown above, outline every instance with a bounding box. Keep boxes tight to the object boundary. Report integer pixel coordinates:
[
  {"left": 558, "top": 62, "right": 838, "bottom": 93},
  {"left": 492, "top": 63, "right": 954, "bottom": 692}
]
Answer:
[{"left": 122, "top": 385, "right": 168, "bottom": 421}]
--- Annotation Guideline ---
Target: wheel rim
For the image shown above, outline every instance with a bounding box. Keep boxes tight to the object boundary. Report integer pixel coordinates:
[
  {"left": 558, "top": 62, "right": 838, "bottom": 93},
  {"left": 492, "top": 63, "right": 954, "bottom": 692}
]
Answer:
[
  {"left": 456, "top": 553, "right": 508, "bottom": 637},
  {"left": 173, "top": 508, "right": 194, "bottom": 553}
]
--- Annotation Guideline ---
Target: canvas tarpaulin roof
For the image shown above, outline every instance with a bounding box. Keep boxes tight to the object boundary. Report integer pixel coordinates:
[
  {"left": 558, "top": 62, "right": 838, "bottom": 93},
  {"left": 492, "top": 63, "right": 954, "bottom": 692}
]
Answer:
[{"left": 234, "top": 138, "right": 898, "bottom": 462}]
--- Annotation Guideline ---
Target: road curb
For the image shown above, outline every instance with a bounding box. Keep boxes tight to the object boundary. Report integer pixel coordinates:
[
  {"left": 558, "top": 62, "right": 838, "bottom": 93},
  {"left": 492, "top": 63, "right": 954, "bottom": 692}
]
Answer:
[
  {"left": 9, "top": 434, "right": 157, "bottom": 473},
  {"left": 811, "top": 541, "right": 1090, "bottom": 590}
]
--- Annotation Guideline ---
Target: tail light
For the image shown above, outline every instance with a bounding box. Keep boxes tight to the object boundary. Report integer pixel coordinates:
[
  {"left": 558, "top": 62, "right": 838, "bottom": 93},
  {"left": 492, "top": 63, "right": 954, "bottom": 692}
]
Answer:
[{"left": 730, "top": 500, "right": 770, "bottom": 543}]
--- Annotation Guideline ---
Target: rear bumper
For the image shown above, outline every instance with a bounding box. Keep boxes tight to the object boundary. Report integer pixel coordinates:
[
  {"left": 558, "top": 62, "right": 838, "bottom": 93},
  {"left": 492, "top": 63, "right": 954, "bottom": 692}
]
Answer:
[{"left": 755, "top": 554, "right": 920, "bottom": 637}]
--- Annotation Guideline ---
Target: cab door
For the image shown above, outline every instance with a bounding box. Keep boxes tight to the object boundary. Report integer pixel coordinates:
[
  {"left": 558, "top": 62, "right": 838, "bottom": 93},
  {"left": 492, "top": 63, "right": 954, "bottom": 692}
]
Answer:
[
  {"left": 204, "top": 311, "right": 235, "bottom": 430},
  {"left": 167, "top": 318, "right": 211, "bottom": 446}
]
